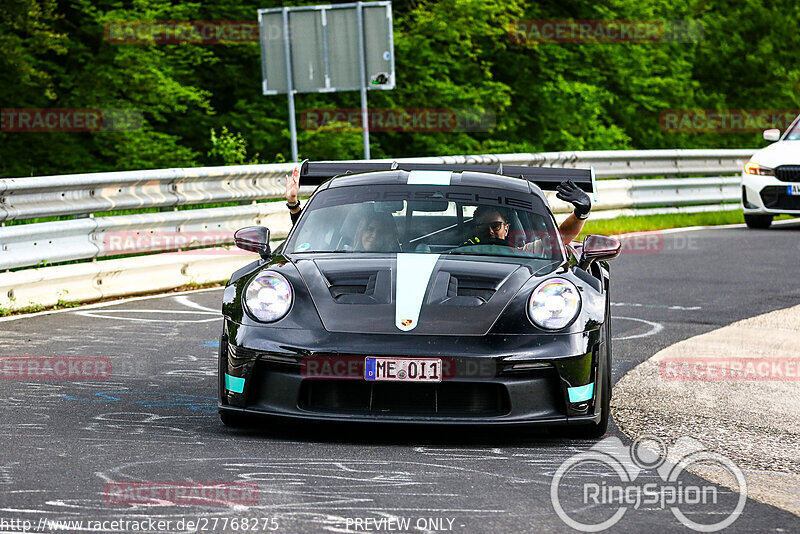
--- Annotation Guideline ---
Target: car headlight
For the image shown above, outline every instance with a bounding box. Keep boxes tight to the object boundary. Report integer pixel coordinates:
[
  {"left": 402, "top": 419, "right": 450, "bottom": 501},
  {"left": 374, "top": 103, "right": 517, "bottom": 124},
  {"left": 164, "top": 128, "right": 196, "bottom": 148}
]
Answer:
[
  {"left": 527, "top": 278, "right": 581, "bottom": 330},
  {"left": 744, "top": 162, "right": 774, "bottom": 176},
  {"left": 244, "top": 271, "right": 292, "bottom": 322}
]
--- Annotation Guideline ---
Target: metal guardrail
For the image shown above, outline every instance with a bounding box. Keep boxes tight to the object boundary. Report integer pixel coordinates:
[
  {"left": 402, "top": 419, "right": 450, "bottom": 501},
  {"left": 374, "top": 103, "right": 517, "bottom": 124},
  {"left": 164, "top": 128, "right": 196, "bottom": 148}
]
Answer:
[
  {"left": 460, "top": 149, "right": 754, "bottom": 178},
  {"left": 0, "top": 164, "right": 297, "bottom": 222},
  {"left": 0, "top": 149, "right": 754, "bottom": 271},
  {"left": 0, "top": 149, "right": 753, "bottom": 223},
  {"left": 0, "top": 203, "right": 289, "bottom": 270}
]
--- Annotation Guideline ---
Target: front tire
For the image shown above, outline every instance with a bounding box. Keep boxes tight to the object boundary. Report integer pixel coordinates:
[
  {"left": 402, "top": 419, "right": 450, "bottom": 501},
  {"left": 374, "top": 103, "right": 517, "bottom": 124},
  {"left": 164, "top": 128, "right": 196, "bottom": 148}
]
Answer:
[{"left": 744, "top": 213, "right": 773, "bottom": 229}]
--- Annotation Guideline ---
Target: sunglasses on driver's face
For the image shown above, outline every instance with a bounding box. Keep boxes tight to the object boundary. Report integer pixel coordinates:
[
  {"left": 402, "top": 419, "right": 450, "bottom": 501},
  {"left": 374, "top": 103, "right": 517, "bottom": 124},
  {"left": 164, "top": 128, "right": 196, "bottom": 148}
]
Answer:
[{"left": 477, "top": 221, "right": 506, "bottom": 231}]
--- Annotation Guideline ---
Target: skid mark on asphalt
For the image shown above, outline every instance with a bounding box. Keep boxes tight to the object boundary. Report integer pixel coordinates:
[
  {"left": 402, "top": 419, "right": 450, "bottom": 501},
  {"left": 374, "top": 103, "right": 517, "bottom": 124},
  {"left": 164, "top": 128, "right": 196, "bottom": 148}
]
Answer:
[
  {"left": 0, "top": 457, "right": 519, "bottom": 531},
  {"left": 62, "top": 391, "right": 216, "bottom": 411},
  {"left": 85, "top": 457, "right": 513, "bottom": 527}
]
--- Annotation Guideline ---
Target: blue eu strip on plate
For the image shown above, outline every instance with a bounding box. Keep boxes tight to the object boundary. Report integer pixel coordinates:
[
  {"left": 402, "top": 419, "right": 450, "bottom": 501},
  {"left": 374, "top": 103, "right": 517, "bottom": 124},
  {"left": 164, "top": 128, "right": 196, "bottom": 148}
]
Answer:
[{"left": 365, "top": 357, "right": 376, "bottom": 380}]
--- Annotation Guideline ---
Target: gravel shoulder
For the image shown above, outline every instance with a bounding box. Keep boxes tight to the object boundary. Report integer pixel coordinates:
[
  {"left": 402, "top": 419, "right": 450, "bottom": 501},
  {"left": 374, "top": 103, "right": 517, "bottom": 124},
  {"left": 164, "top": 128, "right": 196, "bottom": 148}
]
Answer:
[{"left": 611, "top": 304, "right": 800, "bottom": 516}]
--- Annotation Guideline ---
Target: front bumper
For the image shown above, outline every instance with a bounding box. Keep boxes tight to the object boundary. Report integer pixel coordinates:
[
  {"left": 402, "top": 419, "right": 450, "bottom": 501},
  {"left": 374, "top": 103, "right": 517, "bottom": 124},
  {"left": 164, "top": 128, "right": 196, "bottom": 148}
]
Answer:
[
  {"left": 742, "top": 173, "right": 800, "bottom": 214},
  {"left": 218, "top": 318, "right": 607, "bottom": 427}
]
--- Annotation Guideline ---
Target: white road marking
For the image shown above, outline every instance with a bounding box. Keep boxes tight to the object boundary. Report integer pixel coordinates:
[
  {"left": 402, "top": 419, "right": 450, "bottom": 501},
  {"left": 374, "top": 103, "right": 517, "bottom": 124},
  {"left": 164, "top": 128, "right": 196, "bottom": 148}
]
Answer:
[
  {"left": 173, "top": 295, "right": 219, "bottom": 313},
  {"left": 72, "top": 294, "right": 220, "bottom": 323},
  {"left": 0, "top": 286, "right": 221, "bottom": 323},
  {"left": 612, "top": 302, "right": 701, "bottom": 311},
  {"left": 613, "top": 316, "right": 664, "bottom": 341}
]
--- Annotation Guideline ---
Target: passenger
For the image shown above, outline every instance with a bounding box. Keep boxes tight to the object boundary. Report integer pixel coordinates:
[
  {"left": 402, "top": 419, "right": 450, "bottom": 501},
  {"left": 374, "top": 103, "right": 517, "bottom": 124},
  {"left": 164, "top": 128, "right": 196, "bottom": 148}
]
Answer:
[
  {"left": 351, "top": 212, "right": 400, "bottom": 252},
  {"left": 285, "top": 165, "right": 303, "bottom": 224}
]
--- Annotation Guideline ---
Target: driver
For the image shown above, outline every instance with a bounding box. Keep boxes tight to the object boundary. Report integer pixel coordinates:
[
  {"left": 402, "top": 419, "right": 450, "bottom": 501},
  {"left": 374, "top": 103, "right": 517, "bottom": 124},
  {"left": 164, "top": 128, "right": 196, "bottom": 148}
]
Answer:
[
  {"left": 466, "top": 206, "right": 544, "bottom": 253},
  {"left": 467, "top": 179, "right": 592, "bottom": 249}
]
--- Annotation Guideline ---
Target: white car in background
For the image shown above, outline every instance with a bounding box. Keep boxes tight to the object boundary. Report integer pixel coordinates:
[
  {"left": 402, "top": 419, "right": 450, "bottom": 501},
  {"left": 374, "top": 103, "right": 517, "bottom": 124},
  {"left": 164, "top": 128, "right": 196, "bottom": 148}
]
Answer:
[{"left": 742, "top": 115, "right": 800, "bottom": 228}]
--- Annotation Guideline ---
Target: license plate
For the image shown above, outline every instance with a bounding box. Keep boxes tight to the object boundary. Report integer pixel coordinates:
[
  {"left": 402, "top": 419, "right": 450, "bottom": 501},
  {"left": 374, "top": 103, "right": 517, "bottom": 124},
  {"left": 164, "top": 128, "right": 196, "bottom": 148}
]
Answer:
[
  {"left": 788, "top": 185, "right": 800, "bottom": 196},
  {"left": 364, "top": 357, "right": 442, "bottom": 382}
]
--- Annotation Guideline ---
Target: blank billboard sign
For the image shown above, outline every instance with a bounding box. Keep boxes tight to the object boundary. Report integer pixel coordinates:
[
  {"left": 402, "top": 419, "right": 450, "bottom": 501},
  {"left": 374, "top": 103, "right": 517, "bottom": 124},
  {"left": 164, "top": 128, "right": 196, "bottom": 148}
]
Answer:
[{"left": 259, "top": 2, "right": 395, "bottom": 95}]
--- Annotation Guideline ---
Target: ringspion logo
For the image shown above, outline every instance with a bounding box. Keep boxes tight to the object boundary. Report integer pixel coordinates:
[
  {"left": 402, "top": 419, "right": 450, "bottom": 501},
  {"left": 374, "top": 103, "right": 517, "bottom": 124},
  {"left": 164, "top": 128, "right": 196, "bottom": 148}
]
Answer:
[{"left": 551, "top": 435, "right": 746, "bottom": 531}]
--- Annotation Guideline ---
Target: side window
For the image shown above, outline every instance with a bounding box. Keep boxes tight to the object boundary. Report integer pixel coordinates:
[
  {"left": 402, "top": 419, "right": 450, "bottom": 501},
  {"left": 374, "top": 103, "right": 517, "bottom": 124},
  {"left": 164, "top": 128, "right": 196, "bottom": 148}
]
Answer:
[{"left": 290, "top": 204, "right": 350, "bottom": 252}]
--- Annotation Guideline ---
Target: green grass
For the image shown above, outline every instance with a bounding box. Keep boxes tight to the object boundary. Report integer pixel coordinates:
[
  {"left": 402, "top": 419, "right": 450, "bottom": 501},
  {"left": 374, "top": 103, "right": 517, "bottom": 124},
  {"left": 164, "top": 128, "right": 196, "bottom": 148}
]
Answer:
[
  {"left": 0, "top": 302, "right": 45, "bottom": 316},
  {"left": 578, "top": 209, "right": 797, "bottom": 239},
  {"left": 580, "top": 209, "right": 733, "bottom": 238}
]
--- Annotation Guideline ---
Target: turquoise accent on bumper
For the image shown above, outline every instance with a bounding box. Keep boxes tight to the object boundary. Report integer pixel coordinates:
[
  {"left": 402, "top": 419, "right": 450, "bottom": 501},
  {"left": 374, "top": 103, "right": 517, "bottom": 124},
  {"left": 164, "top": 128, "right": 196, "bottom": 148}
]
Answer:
[
  {"left": 224, "top": 373, "right": 245, "bottom": 394},
  {"left": 568, "top": 383, "right": 594, "bottom": 403}
]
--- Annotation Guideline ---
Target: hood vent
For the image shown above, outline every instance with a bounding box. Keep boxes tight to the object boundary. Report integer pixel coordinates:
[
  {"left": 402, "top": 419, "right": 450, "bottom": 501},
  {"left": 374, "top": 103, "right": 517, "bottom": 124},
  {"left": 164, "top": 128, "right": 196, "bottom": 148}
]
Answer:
[
  {"left": 324, "top": 270, "right": 391, "bottom": 304},
  {"left": 428, "top": 271, "right": 501, "bottom": 307}
]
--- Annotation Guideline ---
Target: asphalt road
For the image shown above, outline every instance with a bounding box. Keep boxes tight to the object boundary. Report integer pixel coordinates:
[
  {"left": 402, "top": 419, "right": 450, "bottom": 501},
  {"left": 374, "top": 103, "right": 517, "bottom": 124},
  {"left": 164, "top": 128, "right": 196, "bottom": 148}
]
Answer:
[{"left": 1, "top": 222, "right": 799, "bottom": 534}]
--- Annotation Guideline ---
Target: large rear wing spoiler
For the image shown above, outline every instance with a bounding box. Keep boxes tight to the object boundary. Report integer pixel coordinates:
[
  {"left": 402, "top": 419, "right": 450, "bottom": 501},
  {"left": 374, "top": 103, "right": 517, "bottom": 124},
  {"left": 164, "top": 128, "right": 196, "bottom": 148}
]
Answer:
[{"left": 299, "top": 160, "right": 597, "bottom": 196}]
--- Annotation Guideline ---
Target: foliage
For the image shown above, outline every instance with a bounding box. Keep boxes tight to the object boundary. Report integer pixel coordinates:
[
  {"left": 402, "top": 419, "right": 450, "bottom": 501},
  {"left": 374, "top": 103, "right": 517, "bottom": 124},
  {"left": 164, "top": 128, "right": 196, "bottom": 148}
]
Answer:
[{"left": 208, "top": 126, "right": 262, "bottom": 165}]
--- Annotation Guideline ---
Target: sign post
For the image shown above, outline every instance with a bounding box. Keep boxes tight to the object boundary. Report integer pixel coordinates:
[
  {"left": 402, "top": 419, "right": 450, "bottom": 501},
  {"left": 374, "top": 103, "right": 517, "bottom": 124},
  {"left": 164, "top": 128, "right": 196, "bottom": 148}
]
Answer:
[{"left": 258, "top": 2, "right": 395, "bottom": 161}]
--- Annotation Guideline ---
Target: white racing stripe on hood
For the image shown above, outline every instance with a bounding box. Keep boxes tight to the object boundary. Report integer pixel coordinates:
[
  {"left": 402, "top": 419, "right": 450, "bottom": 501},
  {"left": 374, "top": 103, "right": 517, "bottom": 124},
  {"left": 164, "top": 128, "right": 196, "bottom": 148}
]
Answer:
[{"left": 395, "top": 253, "right": 440, "bottom": 331}]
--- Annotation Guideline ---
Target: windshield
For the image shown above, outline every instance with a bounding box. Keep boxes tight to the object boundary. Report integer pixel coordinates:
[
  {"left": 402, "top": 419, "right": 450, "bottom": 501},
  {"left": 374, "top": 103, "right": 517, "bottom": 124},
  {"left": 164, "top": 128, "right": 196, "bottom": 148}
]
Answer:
[
  {"left": 285, "top": 184, "right": 563, "bottom": 262},
  {"left": 784, "top": 115, "right": 800, "bottom": 140}
]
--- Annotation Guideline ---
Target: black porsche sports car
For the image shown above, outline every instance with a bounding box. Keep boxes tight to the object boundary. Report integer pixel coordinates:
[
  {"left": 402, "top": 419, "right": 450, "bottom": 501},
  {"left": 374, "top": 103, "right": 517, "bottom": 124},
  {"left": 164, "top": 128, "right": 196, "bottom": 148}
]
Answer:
[{"left": 218, "top": 162, "right": 621, "bottom": 437}]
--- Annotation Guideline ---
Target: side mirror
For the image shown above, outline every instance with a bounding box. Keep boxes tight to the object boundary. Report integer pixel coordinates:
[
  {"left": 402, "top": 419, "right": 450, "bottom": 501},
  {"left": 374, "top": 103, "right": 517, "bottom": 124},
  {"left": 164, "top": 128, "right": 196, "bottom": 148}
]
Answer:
[
  {"left": 763, "top": 129, "right": 780, "bottom": 142},
  {"left": 578, "top": 234, "right": 621, "bottom": 270},
  {"left": 234, "top": 226, "right": 271, "bottom": 260}
]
